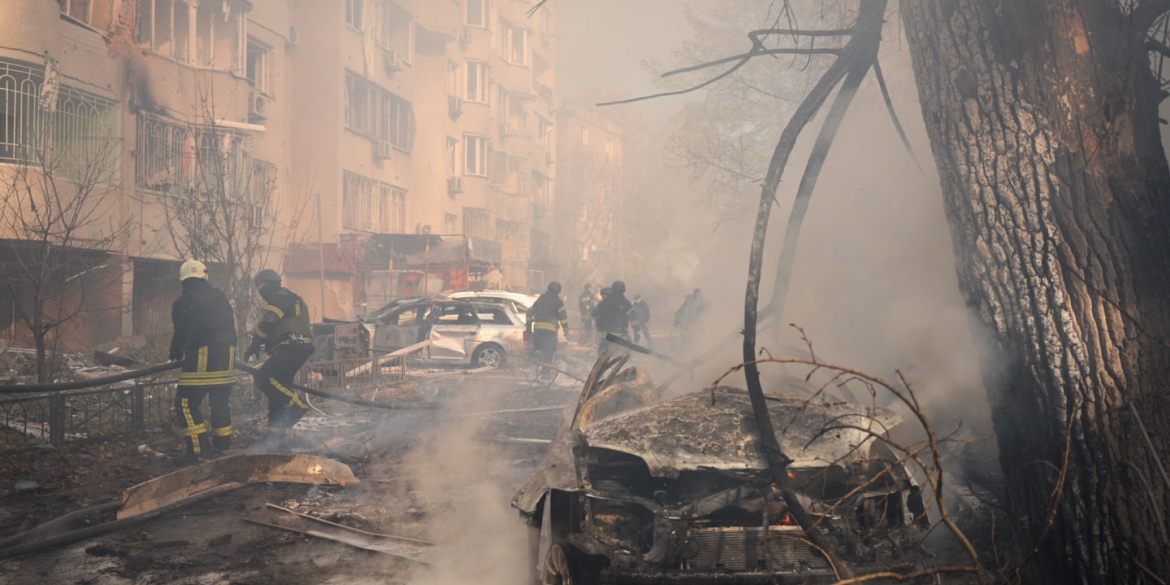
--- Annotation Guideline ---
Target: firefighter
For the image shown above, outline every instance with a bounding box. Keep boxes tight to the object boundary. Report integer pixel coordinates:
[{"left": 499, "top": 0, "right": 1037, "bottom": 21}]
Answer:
[
  {"left": 527, "top": 281, "right": 570, "bottom": 378},
  {"left": 594, "top": 281, "right": 639, "bottom": 355},
  {"left": 578, "top": 283, "right": 595, "bottom": 344},
  {"left": 632, "top": 294, "right": 652, "bottom": 348},
  {"left": 242, "top": 269, "right": 315, "bottom": 449},
  {"left": 168, "top": 259, "right": 237, "bottom": 466}
]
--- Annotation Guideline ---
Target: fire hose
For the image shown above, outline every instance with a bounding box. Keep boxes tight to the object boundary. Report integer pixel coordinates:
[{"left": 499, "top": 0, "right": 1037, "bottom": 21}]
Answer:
[{"left": 0, "top": 360, "right": 437, "bottom": 411}]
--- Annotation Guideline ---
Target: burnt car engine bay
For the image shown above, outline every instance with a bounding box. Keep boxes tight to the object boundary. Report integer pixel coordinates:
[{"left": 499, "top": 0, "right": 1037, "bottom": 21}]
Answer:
[{"left": 515, "top": 378, "right": 931, "bottom": 584}]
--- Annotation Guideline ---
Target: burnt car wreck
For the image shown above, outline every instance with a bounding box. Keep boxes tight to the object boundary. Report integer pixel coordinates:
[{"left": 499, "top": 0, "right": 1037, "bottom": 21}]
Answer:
[{"left": 514, "top": 371, "right": 930, "bottom": 584}]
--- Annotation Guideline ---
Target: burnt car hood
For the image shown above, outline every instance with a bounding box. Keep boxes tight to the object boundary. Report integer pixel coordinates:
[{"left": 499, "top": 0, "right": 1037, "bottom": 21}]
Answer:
[{"left": 514, "top": 386, "right": 901, "bottom": 514}]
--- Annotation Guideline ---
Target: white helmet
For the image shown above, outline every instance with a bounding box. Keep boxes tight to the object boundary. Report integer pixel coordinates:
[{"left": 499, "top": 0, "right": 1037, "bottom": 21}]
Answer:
[{"left": 179, "top": 259, "right": 208, "bottom": 281}]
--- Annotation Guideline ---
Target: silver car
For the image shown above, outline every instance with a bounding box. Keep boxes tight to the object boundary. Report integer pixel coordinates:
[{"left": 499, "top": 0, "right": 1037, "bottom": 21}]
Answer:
[
  {"left": 435, "top": 290, "right": 538, "bottom": 314},
  {"left": 371, "top": 299, "right": 530, "bottom": 368}
]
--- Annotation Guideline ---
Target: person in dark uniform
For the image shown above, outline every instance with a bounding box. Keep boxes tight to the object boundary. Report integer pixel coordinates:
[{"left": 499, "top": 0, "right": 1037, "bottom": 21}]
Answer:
[
  {"left": 593, "top": 281, "right": 639, "bottom": 355},
  {"left": 578, "top": 284, "right": 595, "bottom": 344},
  {"left": 527, "top": 281, "right": 570, "bottom": 378},
  {"left": 169, "top": 260, "right": 237, "bottom": 466},
  {"left": 631, "top": 294, "right": 652, "bottom": 348},
  {"left": 242, "top": 269, "right": 315, "bottom": 449}
]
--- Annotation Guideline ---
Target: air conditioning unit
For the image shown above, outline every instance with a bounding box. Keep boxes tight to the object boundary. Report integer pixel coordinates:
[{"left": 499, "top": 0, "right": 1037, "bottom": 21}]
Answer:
[
  {"left": 248, "top": 91, "right": 270, "bottom": 123},
  {"left": 448, "top": 176, "right": 463, "bottom": 195},
  {"left": 459, "top": 27, "right": 472, "bottom": 50},
  {"left": 375, "top": 141, "right": 393, "bottom": 160},
  {"left": 383, "top": 50, "right": 404, "bottom": 74},
  {"left": 288, "top": 26, "right": 300, "bottom": 46},
  {"left": 417, "top": 224, "right": 432, "bottom": 234},
  {"left": 448, "top": 95, "right": 463, "bottom": 120}
]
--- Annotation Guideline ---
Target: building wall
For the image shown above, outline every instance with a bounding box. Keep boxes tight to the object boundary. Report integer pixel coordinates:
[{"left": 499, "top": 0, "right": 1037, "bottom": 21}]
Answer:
[
  {"left": 555, "top": 99, "right": 624, "bottom": 291},
  {"left": 0, "top": 0, "right": 559, "bottom": 350}
]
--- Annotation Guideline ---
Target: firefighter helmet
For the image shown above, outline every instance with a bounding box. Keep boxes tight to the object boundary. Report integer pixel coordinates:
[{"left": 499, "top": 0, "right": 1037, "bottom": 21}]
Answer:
[
  {"left": 179, "top": 259, "right": 208, "bottom": 281},
  {"left": 254, "top": 269, "right": 282, "bottom": 287},
  {"left": 612, "top": 280, "right": 626, "bottom": 294},
  {"left": 547, "top": 281, "right": 562, "bottom": 294}
]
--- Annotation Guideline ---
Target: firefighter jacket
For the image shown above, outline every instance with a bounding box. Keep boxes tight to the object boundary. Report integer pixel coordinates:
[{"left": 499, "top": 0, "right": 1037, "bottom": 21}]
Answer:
[
  {"left": 594, "top": 293, "right": 638, "bottom": 335},
  {"left": 578, "top": 290, "right": 595, "bottom": 319},
  {"left": 170, "top": 278, "right": 237, "bottom": 386},
  {"left": 529, "top": 292, "right": 570, "bottom": 333},
  {"left": 248, "top": 288, "right": 314, "bottom": 356},
  {"left": 633, "top": 299, "right": 651, "bottom": 326}
]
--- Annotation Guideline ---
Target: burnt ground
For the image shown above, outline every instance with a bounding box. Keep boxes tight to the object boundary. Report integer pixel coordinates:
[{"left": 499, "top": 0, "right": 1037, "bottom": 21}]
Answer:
[
  {"left": 0, "top": 351, "right": 580, "bottom": 585},
  {"left": 0, "top": 342, "right": 1003, "bottom": 585}
]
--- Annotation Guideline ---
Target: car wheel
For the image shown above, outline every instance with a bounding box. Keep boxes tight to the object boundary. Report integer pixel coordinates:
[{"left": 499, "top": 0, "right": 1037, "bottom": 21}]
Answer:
[{"left": 472, "top": 344, "right": 505, "bottom": 368}]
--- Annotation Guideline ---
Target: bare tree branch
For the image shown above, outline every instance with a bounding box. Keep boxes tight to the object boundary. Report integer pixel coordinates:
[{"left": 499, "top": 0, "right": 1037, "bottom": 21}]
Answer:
[{"left": 872, "top": 59, "right": 925, "bottom": 173}]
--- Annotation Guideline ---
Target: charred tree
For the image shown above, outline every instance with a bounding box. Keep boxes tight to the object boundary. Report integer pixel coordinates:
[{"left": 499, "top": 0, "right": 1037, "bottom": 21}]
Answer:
[{"left": 901, "top": 1, "right": 1170, "bottom": 582}]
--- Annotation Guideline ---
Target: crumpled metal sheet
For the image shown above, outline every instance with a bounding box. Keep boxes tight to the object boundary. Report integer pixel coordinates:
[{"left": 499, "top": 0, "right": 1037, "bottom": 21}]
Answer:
[
  {"left": 512, "top": 428, "right": 583, "bottom": 515},
  {"left": 582, "top": 387, "right": 901, "bottom": 478}
]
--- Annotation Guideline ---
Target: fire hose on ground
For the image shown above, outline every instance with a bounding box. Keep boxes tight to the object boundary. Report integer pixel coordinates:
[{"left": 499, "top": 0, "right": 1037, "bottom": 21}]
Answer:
[{"left": 0, "top": 360, "right": 438, "bottom": 411}]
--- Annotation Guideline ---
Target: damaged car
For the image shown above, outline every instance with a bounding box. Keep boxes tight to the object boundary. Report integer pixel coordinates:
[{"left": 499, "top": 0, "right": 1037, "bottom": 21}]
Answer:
[
  {"left": 371, "top": 298, "right": 530, "bottom": 368},
  {"left": 514, "top": 369, "right": 930, "bottom": 584}
]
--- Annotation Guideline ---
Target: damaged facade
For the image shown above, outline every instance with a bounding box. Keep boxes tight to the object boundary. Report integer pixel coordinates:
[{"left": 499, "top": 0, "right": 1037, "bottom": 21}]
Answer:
[{"left": 0, "top": 0, "right": 577, "bottom": 350}]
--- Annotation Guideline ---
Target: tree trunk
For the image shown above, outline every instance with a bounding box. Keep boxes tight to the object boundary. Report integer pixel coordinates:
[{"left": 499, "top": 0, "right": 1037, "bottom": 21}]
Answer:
[{"left": 902, "top": 1, "right": 1170, "bottom": 582}]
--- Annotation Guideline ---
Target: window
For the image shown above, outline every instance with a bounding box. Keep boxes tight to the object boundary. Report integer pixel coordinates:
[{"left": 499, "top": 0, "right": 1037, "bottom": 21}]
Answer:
[
  {"left": 604, "top": 137, "right": 614, "bottom": 160},
  {"left": 60, "top": 0, "right": 110, "bottom": 26},
  {"left": 499, "top": 21, "right": 528, "bottom": 66},
  {"left": 136, "top": 0, "right": 244, "bottom": 70},
  {"left": 250, "top": 160, "right": 276, "bottom": 227},
  {"left": 465, "top": 0, "right": 486, "bottom": 27},
  {"left": 496, "top": 219, "right": 524, "bottom": 261},
  {"left": 462, "top": 207, "right": 490, "bottom": 238},
  {"left": 444, "top": 213, "right": 457, "bottom": 234},
  {"left": 446, "top": 137, "right": 459, "bottom": 175},
  {"left": 347, "top": 72, "right": 415, "bottom": 152},
  {"left": 376, "top": 1, "right": 413, "bottom": 64},
  {"left": 465, "top": 61, "right": 488, "bottom": 103},
  {"left": 343, "top": 171, "right": 406, "bottom": 233},
  {"left": 580, "top": 126, "right": 589, "bottom": 146},
  {"left": 346, "top": 0, "right": 364, "bottom": 29},
  {"left": 135, "top": 113, "right": 250, "bottom": 197},
  {"left": 464, "top": 135, "right": 488, "bottom": 176},
  {"left": 447, "top": 60, "right": 460, "bottom": 96},
  {"left": 245, "top": 38, "right": 270, "bottom": 92},
  {"left": 538, "top": 118, "right": 552, "bottom": 149},
  {"left": 0, "top": 59, "right": 120, "bottom": 177}
]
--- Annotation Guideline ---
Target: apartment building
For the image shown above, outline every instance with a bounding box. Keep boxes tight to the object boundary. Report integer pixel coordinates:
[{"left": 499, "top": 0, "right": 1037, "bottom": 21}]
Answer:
[
  {"left": 0, "top": 0, "right": 556, "bottom": 349},
  {"left": 554, "top": 100, "right": 623, "bottom": 289}
]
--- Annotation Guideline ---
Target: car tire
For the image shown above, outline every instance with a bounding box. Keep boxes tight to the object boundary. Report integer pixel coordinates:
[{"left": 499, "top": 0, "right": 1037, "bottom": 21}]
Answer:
[{"left": 471, "top": 343, "right": 505, "bottom": 369}]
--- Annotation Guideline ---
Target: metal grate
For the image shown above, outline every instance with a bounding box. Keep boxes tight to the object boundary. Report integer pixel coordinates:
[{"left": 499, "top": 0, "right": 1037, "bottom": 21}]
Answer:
[
  {"left": 685, "top": 526, "right": 830, "bottom": 572},
  {"left": 343, "top": 171, "right": 407, "bottom": 234}
]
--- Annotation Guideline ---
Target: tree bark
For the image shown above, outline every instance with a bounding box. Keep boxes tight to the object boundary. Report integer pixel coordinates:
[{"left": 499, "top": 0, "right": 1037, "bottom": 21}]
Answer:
[{"left": 901, "top": 1, "right": 1170, "bottom": 582}]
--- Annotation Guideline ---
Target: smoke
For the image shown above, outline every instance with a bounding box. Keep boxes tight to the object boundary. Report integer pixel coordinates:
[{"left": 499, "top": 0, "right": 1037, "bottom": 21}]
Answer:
[{"left": 403, "top": 390, "right": 532, "bottom": 585}]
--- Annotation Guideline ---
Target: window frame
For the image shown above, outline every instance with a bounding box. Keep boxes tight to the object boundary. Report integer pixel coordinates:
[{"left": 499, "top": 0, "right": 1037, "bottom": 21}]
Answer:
[
  {"left": 463, "top": 135, "right": 489, "bottom": 177},
  {"left": 464, "top": 60, "right": 489, "bottom": 104},
  {"left": 465, "top": 0, "right": 487, "bottom": 28}
]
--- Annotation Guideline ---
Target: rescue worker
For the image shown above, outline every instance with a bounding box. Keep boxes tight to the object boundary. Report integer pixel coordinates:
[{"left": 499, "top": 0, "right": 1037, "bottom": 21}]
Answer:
[
  {"left": 527, "top": 281, "right": 570, "bottom": 378},
  {"left": 242, "top": 269, "right": 315, "bottom": 449},
  {"left": 593, "top": 281, "right": 639, "bottom": 355},
  {"left": 168, "top": 259, "right": 237, "bottom": 466},
  {"left": 578, "top": 283, "right": 596, "bottom": 344},
  {"left": 632, "top": 294, "right": 652, "bottom": 348},
  {"left": 674, "top": 288, "right": 707, "bottom": 343}
]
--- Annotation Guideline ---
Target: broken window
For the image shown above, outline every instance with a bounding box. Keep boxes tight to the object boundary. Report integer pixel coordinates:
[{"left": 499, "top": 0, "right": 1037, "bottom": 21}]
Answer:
[
  {"left": 462, "top": 207, "right": 490, "bottom": 238},
  {"left": 345, "top": 72, "right": 375, "bottom": 137},
  {"left": 246, "top": 38, "right": 270, "bottom": 93},
  {"left": 135, "top": 113, "right": 250, "bottom": 198},
  {"left": 382, "top": 92, "right": 414, "bottom": 153},
  {"left": 446, "top": 136, "right": 458, "bottom": 175},
  {"left": 60, "top": 0, "right": 115, "bottom": 29},
  {"left": 250, "top": 159, "right": 276, "bottom": 227},
  {"left": 465, "top": 0, "right": 486, "bottom": 27},
  {"left": 376, "top": 1, "right": 413, "bottom": 65},
  {"left": 346, "top": 0, "right": 364, "bottom": 29},
  {"left": 343, "top": 170, "right": 406, "bottom": 234},
  {"left": 347, "top": 72, "right": 414, "bottom": 152},
  {"left": 464, "top": 134, "right": 488, "bottom": 176},
  {"left": 136, "top": 0, "right": 245, "bottom": 69},
  {"left": 465, "top": 61, "right": 488, "bottom": 103},
  {"left": 498, "top": 21, "right": 528, "bottom": 66}
]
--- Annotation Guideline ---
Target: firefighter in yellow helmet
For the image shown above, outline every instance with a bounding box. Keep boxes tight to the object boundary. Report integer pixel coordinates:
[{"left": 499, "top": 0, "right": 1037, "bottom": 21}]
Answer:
[
  {"left": 527, "top": 281, "right": 569, "bottom": 378},
  {"left": 169, "top": 259, "right": 237, "bottom": 466},
  {"left": 243, "top": 269, "right": 315, "bottom": 450}
]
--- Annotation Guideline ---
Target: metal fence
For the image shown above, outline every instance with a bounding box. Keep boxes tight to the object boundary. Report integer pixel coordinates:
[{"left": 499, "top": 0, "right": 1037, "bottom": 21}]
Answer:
[
  {"left": 299, "top": 351, "right": 410, "bottom": 397},
  {"left": 0, "top": 377, "right": 262, "bottom": 451}
]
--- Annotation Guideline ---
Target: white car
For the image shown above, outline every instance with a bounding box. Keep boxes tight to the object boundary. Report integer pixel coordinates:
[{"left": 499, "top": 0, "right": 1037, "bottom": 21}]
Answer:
[
  {"left": 371, "top": 298, "right": 531, "bottom": 368},
  {"left": 436, "top": 290, "right": 538, "bottom": 314}
]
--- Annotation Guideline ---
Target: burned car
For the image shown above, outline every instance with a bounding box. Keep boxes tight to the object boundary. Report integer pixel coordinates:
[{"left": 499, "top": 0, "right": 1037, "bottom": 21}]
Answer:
[
  {"left": 514, "top": 370, "right": 929, "bottom": 584},
  {"left": 371, "top": 298, "right": 530, "bottom": 368}
]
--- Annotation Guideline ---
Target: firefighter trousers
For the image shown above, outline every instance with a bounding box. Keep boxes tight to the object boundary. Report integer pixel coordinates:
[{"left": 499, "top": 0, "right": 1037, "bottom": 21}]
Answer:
[
  {"left": 175, "top": 384, "right": 233, "bottom": 455},
  {"left": 253, "top": 345, "right": 313, "bottom": 434},
  {"left": 532, "top": 329, "right": 558, "bottom": 367}
]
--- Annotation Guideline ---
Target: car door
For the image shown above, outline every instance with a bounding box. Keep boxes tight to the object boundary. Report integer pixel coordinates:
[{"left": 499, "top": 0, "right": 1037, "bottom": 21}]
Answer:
[
  {"left": 472, "top": 304, "right": 527, "bottom": 355},
  {"left": 372, "top": 302, "right": 428, "bottom": 353},
  {"left": 426, "top": 302, "right": 481, "bottom": 359}
]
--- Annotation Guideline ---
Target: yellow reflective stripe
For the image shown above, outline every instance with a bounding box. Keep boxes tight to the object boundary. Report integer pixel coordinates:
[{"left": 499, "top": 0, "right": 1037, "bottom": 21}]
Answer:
[
  {"left": 271, "top": 378, "right": 307, "bottom": 409},
  {"left": 178, "top": 374, "right": 237, "bottom": 386},
  {"left": 294, "top": 301, "right": 302, "bottom": 316},
  {"left": 559, "top": 319, "right": 570, "bottom": 330},
  {"left": 197, "top": 346, "right": 208, "bottom": 373},
  {"left": 178, "top": 371, "right": 237, "bottom": 379},
  {"left": 266, "top": 304, "right": 285, "bottom": 319},
  {"left": 533, "top": 322, "right": 558, "bottom": 332},
  {"left": 228, "top": 346, "right": 235, "bottom": 369},
  {"left": 182, "top": 422, "right": 208, "bottom": 437},
  {"left": 255, "top": 329, "right": 269, "bottom": 338},
  {"left": 212, "top": 425, "right": 233, "bottom": 437}
]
